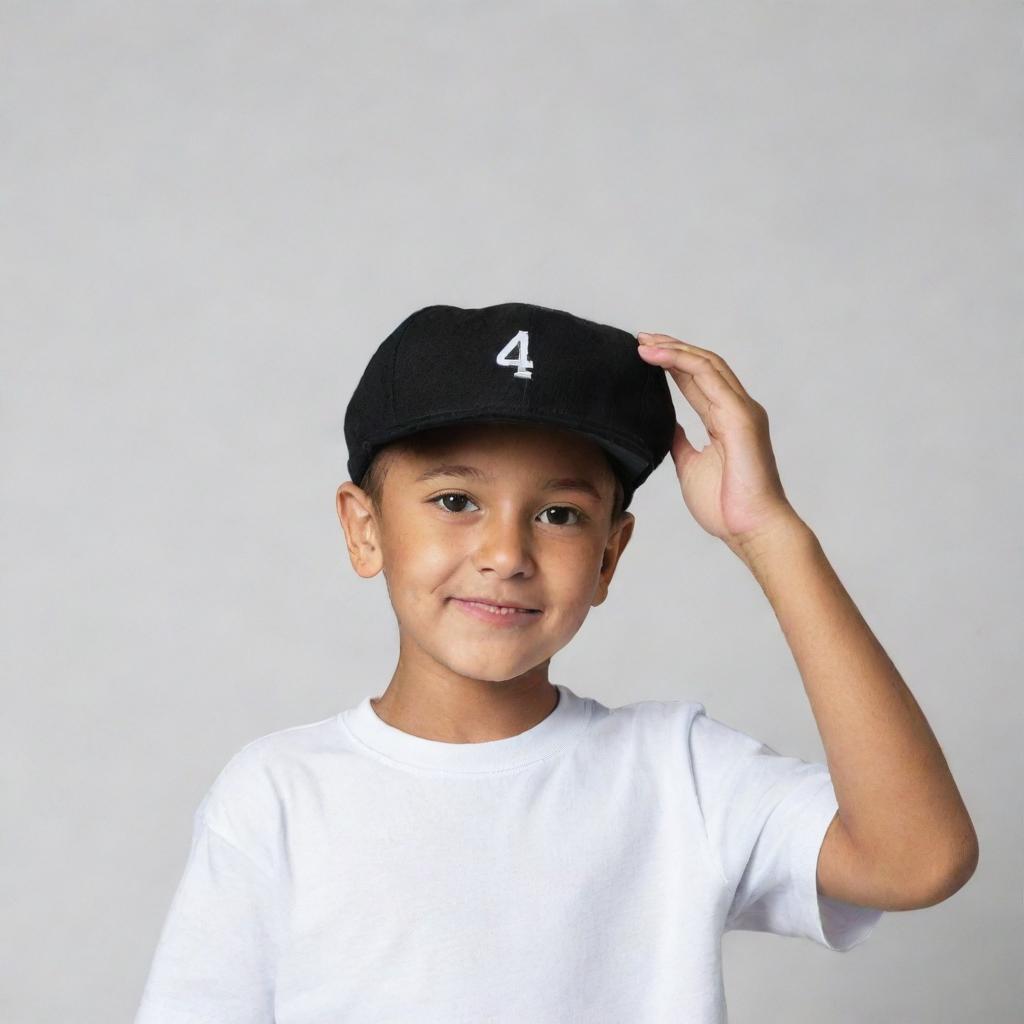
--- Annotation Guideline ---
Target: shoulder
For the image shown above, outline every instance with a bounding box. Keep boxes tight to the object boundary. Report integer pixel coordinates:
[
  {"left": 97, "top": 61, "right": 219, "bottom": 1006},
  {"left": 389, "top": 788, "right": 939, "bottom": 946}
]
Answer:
[
  {"left": 197, "top": 713, "right": 341, "bottom": 845},
  {"left": 605, "top": 695, "right": 707, "bottom": 728},
  {"left": 601, "top": 698, "right": 787, "bottom": 783},
  {"left": 602, "top": 695, "right": 706, "bottom": 720},
  {"left": 592, "top": 695, "right": 709, "bottom": 750}
]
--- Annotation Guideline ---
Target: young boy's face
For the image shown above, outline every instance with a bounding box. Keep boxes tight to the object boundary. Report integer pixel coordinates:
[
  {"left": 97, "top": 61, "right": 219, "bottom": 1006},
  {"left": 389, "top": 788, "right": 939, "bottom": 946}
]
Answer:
[{"left": 336, "top": 421, "right": 635, "bottom": 688}]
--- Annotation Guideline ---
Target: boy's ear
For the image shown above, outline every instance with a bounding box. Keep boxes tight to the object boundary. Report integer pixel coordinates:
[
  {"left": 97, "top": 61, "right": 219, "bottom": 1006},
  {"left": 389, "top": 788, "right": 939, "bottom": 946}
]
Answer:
[
  {"left": 593, "top": 512, "right": 636, "bottom": 606},
  {"left": 336, "top": 482, "right": 384, "bottom": 579}
]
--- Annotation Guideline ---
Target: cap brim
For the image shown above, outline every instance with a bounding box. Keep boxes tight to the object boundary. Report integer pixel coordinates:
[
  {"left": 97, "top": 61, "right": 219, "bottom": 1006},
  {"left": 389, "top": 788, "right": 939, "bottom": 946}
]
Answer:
[{"left": 366, "top": 413, "right": 648, "bottom": 480}]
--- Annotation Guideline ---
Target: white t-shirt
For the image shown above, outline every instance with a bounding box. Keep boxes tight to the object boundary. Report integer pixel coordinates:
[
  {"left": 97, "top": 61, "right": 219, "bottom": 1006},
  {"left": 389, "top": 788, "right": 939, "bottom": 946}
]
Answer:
[{"left": 134, "top": 684, "right": 883, "bottom": 1023}]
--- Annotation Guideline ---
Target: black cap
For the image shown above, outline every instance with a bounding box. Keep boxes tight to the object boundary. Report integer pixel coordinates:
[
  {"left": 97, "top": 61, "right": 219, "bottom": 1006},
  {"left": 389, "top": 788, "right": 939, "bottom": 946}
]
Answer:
[{"left": 343, "top": 301, "right": 677, "bottom": 512}]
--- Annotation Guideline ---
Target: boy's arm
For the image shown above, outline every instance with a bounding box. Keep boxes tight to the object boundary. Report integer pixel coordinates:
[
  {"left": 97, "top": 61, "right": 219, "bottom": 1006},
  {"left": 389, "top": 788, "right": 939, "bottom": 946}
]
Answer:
[
  {"left": 634, "top": 331, "right": 977, "bottom": 912},
  {"left": 733, "top": 513, "right": 979, "bottom": 912}
]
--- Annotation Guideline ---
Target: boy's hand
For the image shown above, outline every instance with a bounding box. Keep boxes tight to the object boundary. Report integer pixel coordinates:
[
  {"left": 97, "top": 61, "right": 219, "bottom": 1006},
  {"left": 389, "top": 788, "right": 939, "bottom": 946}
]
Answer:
[{"left": 636, "top": 332, "right": 800, "bottom": 557}]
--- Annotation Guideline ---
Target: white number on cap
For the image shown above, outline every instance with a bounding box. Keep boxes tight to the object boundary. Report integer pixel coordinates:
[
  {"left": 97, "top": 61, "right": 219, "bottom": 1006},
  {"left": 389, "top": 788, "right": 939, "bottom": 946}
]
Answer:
[{"left": 495, "top": 330, "right": 534, "bottom": 380}]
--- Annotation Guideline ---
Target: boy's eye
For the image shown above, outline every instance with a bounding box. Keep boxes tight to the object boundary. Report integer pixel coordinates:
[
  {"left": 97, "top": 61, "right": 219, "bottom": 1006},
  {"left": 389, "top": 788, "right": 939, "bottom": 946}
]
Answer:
[{"left": 428, "top": 492, "right": 585, "bottom": 526}]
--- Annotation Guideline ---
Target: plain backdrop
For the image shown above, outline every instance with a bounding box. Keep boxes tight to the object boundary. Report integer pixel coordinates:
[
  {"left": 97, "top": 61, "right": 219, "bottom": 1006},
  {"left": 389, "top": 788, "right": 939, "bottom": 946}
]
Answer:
[{"left": 3, "top": 2, "right": 1021, "bottom": 1021}]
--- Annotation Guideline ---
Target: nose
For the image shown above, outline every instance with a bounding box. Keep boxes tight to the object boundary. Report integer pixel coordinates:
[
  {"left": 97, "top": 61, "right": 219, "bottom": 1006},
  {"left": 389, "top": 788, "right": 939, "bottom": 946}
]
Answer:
[{"left": 471, "top": 509, "right": 536, "bottom": 578}]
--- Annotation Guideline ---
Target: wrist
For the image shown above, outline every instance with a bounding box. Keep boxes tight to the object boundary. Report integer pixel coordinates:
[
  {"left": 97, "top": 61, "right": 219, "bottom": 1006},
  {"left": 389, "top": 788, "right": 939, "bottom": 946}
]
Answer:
[{"left": 729, "top": 510, "right": 817, "bottom": 572}]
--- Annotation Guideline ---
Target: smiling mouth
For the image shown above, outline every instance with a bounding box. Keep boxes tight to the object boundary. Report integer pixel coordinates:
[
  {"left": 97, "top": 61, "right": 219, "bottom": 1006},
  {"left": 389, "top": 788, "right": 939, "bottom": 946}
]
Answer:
[{"left": 450, "top": 599, "right": 542, "bottom": 617}]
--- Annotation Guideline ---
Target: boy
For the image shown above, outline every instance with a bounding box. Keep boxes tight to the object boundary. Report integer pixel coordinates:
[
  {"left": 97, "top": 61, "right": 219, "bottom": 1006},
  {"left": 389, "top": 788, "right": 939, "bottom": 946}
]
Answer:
[{"left": 134, "top": 301, "right": 978, "bottom": 1023}]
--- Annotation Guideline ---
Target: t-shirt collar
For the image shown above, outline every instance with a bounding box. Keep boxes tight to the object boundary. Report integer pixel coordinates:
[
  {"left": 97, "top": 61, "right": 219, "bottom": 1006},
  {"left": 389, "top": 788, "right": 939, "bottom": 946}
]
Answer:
[{"left": 339, "top": 683, "right": 592, "bottom": 773}]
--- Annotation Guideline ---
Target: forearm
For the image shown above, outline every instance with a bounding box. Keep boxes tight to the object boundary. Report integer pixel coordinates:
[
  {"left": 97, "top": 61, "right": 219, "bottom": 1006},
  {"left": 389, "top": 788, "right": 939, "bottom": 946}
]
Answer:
[{"left": 733, "top": 514, "right": 978, "bottom": 894}]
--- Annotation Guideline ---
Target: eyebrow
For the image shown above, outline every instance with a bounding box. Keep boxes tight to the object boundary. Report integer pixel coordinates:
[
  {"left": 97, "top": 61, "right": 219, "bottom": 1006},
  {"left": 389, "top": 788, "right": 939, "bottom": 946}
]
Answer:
[{"left": 414, "top": 463, "right": 604, "bottom": 501}]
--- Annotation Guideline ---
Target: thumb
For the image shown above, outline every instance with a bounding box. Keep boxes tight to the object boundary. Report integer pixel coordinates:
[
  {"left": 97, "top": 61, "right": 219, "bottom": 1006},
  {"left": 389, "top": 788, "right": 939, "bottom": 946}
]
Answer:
[{"left": 670, "top": 421, "right": 700, "bottom": 473}]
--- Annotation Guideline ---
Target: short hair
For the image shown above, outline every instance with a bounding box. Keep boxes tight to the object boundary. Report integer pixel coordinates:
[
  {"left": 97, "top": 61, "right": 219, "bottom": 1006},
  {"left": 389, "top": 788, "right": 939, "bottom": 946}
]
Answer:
[{"left": 358, "top": 433, "right": 627, "bottom": 530}]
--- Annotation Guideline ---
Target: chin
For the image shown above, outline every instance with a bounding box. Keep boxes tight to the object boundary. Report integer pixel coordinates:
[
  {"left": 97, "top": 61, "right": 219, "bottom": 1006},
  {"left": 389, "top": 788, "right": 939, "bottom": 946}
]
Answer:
[
  {"left": 448, "top": 659, "right": 529, "bottom": 683},
  {"left": 438, "top": 649, "right": 543, "bottom": 684}
]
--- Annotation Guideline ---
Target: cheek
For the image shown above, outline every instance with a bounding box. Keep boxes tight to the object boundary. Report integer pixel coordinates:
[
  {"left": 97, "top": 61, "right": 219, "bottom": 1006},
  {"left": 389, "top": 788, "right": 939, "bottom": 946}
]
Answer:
[
  {"left": 549, "top": 542, "right": 607, "bottom": 584},
  {"left": 538, "top": 550, "right": 606, "bottom": 615},
  {"left": 383, "top": 537, "right": 461, "bottom": 600}
]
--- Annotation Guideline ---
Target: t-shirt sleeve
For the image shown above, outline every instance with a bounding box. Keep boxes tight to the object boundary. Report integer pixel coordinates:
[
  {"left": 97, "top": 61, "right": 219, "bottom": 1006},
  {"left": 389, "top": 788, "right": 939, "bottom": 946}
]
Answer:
[
  {"left": 134, "top": 772, "right": 285, "bottom": 1022},
  {"left": 688, "top": 703, "right": 884, "bottom": 952}
]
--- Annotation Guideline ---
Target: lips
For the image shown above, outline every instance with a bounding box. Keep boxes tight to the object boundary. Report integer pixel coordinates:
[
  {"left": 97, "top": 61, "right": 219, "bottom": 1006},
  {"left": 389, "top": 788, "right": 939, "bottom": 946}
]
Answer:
[
  {"left": 453, "top": 597, "right": 541, "bottom": 612},
  {"left": 449, "top": 597, "right": 543, "bottom": 622}
]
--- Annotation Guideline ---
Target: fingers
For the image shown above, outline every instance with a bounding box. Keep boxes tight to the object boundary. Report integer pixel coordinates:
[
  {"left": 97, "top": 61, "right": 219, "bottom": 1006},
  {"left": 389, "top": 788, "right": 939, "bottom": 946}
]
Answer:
[
  {"left": 647, "top": 347, "right": 716, "bottom": 424},
  {"left": 637, "top": 334, "right": 753, "bottom": 436},
  {"left": 637, "top": 333, "right": 750, "bottom": 399}
]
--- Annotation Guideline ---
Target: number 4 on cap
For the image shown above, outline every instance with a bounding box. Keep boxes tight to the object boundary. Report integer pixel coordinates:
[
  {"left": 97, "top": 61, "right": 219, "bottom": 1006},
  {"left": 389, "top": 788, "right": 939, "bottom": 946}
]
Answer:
[{"left": 496, "top": 330, "right": 534, "bottom": 380}]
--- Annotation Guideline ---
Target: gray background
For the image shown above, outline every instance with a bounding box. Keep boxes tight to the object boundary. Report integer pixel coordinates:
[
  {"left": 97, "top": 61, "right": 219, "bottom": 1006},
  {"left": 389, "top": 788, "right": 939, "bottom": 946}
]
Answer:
[{"left": 3, "top": 2, "right": 1020, "bottom": 1021}]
